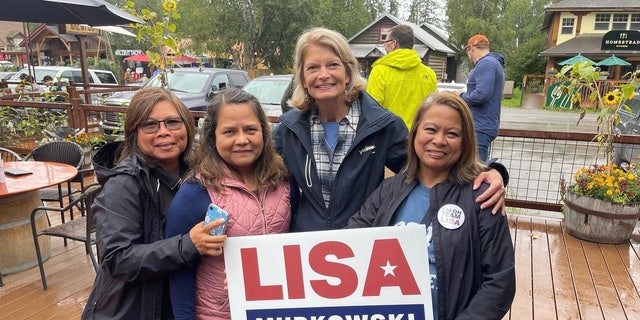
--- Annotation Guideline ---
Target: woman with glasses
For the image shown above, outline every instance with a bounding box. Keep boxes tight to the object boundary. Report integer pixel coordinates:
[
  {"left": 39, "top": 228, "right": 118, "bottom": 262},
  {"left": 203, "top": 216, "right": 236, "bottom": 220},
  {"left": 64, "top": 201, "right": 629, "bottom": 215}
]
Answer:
[{"left": 83, "top": 87, "right": 224, "bottom": 319}]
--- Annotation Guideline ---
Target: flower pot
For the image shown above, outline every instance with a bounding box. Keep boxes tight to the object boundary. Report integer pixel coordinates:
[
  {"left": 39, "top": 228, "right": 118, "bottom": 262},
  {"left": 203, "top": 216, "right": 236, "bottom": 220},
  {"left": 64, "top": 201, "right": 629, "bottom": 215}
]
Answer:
[{"left": 563, "top": 189, "right": 640, "bottom": 244}]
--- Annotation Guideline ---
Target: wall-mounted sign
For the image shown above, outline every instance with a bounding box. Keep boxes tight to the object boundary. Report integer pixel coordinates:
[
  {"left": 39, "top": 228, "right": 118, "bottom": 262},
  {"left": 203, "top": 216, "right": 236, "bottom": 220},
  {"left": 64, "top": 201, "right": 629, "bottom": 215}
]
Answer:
[
  {"left": 60, "top": 24, "right": 100, "bottom": 35},
  {"left": 601, "top": 30, "right": 640, "bottom": 51},
  {"left": 115, "top": 49, "right": 143, "bottom": 56},
  {"left": 545, "top": 81, "right": 573, "bottom": 109}
]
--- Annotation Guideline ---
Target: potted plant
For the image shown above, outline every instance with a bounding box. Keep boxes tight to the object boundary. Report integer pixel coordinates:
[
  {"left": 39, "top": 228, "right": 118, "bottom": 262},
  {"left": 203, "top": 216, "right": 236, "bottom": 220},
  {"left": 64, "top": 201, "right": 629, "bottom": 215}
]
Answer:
[
  {"left": 62, "top": 131, "right": 103, "bottom": 168},
  {"left": 557, "top": 62, "right": 640, "bottom": 243}
]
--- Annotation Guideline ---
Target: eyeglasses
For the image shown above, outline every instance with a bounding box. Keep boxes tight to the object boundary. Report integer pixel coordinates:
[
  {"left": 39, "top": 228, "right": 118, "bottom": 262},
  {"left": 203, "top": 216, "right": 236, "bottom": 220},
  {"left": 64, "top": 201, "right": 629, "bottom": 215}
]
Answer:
[
  {"left": 382, "top": 38, "right": 396, "bottom": 44},
  {"left": 139, "top": 117, "right": 185, "bottom": 133}
]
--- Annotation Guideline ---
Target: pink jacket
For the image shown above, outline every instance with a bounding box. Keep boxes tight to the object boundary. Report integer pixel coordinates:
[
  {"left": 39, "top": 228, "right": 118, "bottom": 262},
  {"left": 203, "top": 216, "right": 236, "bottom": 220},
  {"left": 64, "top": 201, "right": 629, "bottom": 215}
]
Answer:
[{"left": 195, "top": 174, "right": 290, "bottom": 319}]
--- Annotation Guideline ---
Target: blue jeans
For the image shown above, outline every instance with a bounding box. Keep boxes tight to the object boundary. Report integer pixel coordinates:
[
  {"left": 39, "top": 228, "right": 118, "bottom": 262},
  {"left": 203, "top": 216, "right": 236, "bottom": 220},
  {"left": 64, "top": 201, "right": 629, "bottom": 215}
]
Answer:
[{"left": 476, "top": 131, "right": 495, "bottom": 162}]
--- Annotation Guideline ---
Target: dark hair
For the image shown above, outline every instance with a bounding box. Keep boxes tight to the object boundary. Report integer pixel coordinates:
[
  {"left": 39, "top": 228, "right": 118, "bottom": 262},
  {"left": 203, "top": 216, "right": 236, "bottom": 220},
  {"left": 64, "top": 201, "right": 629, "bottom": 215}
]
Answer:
[
  {"left": 43, "top": 75, "right": 53, "bottom": 82},
  {"left": 119, "top": 87, "right": 195, "bottom": 174},
  {"left": 405, "top": 92, "right": 485, "bottom": 184},
  {"left": 389, "top": 25, "right": 414, "bottom": 49},
  {"left": 194, "top": 88, "right": 288, "bottom": 191}
]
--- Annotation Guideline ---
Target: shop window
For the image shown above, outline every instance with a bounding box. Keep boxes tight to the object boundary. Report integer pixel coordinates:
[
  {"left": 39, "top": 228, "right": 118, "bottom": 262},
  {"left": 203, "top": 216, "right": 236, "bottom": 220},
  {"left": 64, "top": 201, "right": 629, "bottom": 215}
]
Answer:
[
  {"left": 561, "top": 18, "right": 574, "bottom": 35},
  {"left": 630, "top": 14, "right": 640, "bottom": 30},
  {"left": 595, "top": 13, "right": 610, "bottom": 31},
  {"left": 612, "top": 14, "right": 628, "bottom": 30}
]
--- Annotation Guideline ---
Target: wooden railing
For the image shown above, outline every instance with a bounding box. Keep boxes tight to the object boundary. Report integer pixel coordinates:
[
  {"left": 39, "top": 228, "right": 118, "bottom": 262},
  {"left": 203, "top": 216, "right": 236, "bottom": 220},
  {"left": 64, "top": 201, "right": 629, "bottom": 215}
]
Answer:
[{"left": 2, "top": 85, "right": 639, "bottom": 214}]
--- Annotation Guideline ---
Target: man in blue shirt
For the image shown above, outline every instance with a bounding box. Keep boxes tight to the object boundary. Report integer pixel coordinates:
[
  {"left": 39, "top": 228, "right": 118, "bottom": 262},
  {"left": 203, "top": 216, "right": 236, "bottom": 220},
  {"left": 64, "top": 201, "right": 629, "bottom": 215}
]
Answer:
[{"left": 454, "top": 34, "right": 505, "bottom": 161}]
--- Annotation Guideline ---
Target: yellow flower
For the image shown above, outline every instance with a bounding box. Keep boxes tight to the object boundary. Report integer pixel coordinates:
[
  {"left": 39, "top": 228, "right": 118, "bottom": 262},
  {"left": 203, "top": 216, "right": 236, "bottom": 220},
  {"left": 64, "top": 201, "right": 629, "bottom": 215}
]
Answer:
[
  {"left": 602, "top": 91, "right": 619, "bottom": 106},
  {"left": 163, "top": 0, "right": 177, "bottom": 12},
  {"left": 570, "top": 162, "right": 640, "bottom": 205}
]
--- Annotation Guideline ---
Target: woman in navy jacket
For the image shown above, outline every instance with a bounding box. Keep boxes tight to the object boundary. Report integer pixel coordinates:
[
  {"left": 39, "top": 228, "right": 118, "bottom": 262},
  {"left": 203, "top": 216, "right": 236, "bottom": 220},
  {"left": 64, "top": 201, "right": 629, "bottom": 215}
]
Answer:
[{"left": 346, "top": 92, "right": 515, "bottom": 319}]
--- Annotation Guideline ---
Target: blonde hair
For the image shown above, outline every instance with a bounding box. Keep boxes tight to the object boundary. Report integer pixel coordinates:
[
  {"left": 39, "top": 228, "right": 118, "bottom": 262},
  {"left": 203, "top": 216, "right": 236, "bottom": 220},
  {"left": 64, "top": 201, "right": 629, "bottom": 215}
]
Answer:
[
  {"left": 289, "top": 27, "right": 367, "bottom": 112},
  {"left": 404, "top": 92, "right": 486, "bottom": 184}
]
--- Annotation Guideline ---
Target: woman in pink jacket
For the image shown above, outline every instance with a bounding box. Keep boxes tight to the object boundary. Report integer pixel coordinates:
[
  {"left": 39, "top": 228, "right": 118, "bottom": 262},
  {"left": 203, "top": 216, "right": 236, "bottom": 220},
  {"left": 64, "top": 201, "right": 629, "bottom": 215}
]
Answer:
[{"left": 166, "top": 88, "right": 291, "bottom": 319}]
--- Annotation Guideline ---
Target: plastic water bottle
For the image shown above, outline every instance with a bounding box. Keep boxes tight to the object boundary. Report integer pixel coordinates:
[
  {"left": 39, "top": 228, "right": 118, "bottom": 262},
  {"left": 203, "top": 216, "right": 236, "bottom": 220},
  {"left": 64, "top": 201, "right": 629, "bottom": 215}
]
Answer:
[{"left": 0, "top": 158, "right": 5, "bottom": 184}]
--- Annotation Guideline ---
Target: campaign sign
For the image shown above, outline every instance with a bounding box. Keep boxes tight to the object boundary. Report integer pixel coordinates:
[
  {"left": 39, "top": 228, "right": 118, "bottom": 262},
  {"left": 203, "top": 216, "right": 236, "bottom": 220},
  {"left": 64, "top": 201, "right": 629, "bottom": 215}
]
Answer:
[{"left": 224, "top": 225, "right": 432, "bottom": 320}]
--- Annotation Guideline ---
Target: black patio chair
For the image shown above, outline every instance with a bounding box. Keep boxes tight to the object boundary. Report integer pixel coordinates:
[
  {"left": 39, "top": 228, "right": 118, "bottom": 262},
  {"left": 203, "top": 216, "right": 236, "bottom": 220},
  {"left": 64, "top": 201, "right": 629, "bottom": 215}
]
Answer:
[
  {"left": 24, "top": 141, "right": 92, "bottom": 223},
  {"left": 0, "top": 147, "right": 23, "bottom": 162},
  {"left": 30, "top": 183, "right": 102, "bottom": 290}
]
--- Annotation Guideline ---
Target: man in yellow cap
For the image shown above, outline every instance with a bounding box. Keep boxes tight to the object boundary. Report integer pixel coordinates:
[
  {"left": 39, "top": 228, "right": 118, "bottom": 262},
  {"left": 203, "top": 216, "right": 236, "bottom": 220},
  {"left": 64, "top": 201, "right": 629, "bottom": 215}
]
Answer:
[
  {"left": 453, "top": 34, "right": 505, "bottom": 162},
  {"left": 366, "top": 24, "right": 438, "bottom": 129}
]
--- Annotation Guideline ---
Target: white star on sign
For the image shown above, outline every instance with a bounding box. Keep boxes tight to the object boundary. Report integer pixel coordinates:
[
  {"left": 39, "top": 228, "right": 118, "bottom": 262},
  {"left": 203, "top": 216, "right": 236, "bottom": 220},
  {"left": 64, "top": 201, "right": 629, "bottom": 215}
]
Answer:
[{"left": 380, "top": 261, "right": 397, "bottom": 277}]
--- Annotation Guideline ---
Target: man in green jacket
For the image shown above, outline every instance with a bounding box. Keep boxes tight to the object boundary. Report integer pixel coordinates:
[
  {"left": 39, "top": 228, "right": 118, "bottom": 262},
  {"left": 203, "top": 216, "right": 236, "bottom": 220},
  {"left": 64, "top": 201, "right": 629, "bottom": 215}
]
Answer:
[{"left": 366, "top": 24, "right": 438, "bottom": 129}]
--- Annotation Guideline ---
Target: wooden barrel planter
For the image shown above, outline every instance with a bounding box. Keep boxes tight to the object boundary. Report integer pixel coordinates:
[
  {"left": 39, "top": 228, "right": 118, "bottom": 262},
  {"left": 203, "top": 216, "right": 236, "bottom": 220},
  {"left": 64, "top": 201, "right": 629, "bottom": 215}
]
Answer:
[{"left": 564, "top": 190, "right": 640, "bottom": 244}]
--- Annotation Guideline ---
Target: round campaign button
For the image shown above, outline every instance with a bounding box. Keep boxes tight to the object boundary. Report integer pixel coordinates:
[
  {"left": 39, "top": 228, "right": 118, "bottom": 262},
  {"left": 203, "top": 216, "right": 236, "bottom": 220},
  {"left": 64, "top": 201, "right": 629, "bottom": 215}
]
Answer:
[{"left": 437, "top": 204, "right": 465, "bottom": 229}]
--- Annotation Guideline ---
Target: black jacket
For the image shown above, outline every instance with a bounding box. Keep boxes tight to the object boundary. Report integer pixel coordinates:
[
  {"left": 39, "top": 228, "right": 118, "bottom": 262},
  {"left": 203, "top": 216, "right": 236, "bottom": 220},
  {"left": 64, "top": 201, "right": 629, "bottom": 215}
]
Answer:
[
  {"left": 346, "top": 173, "right": 515, "bottom": 319},
  {"left": 82, "top": 143, "right": 199, "bottom": 319},
  {"left": 273, "top": 91, "right": 408, "bottom": 232}
]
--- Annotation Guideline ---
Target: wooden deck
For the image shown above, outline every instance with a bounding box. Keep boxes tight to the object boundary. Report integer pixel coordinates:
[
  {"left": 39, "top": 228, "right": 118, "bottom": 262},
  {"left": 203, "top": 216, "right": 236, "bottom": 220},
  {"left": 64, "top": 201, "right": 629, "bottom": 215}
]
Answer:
[{"left": 1, "top": 213, "right": 640, "bottom": 319}]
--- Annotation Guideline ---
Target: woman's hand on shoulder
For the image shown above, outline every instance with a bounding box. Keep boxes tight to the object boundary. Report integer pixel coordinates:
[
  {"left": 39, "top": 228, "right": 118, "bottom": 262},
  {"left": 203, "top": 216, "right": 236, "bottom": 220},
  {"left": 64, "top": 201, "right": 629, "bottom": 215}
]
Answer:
[
  {"left": 189, "top": 219, "right": 227, "bottom": 256},
  {"left": 473, "top": 169, "right": 505, "bottom": 216}
]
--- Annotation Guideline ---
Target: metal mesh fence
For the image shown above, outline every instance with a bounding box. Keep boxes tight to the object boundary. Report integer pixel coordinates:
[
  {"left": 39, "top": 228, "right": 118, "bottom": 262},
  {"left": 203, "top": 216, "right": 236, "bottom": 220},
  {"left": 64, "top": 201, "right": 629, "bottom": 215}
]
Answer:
[{"left": 491, "top": 129, "right": 640, "bottom": 212}]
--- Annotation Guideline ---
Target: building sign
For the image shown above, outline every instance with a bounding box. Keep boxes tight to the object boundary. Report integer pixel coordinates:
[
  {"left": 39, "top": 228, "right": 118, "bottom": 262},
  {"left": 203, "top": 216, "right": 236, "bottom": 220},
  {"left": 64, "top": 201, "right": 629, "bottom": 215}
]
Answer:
[
  {"left": 115, "top": 49, "right": 143, "bottom": 56},
  {"left": 60, "top": 24, "right": 100, "bottom": 35},
  {"left": 601, "top": 30, "right": 640, "bottom": 51},
  {"left": 224, "top": 225, "right": 432, "bottom": 320},
  {"left": 545, "top": 81, "right": 573, "bottom": 109}
]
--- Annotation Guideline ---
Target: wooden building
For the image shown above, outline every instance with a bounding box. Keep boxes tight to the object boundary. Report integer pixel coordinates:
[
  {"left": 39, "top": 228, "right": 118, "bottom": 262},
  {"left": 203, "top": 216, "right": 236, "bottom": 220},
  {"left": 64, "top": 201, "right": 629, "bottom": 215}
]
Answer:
[
  {"left": 348, "top": 14, "right": 458, "bottom": 82},
  {"left": 539, "top": 0, "right": 640, "bottom": 79}
]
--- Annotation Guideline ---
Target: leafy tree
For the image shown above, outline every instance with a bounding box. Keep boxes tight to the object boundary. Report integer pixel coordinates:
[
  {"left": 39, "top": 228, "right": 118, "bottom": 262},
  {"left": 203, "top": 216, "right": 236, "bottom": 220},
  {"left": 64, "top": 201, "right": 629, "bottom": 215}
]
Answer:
[
  {"left": 122, "top": 0, "right": 182, "bottom": 87},
  {"left": 176, "top": 0, "right": 310, "bottom": 70},
  {"left": 175, "top": 0, "right": 372, "bottom": 71},
  {"left": 363, "top": 0, "right": 400, "bottom": 20},
  {"left": 407, "top": 0, "right": 445, "bottom": 28},
  {"left": 446, "top": 0, "right": 548, "bottom": 85}
]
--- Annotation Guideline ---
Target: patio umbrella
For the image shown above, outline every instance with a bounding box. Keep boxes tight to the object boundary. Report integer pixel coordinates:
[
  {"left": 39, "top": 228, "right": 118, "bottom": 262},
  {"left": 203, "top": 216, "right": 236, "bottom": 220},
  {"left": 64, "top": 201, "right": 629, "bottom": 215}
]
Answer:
[
  {"left": 558, "top": 54, "right": 595, "bottom": 66},
  {"left": 0, "top": 0, "right": 143, "bottom": 103},
  {"left": 124, "top": 53, "right": 150, "bottom": 62},
  {"left": 173, "top": 55, "right": 198, "bottom": 63},
  {"left": 595, "top": 55, "right": 631, "bottom": 66},
  {"left": 0, "top": 0, "right": 143, "bottom": 26}
]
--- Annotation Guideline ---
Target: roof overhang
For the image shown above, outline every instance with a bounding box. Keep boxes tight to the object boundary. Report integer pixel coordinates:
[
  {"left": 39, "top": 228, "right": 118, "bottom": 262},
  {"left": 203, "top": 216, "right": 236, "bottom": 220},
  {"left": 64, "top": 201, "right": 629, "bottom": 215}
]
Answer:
[
  {"left": 350, "top": 44, "right": 385, "bottom": 58},
  {"left": 350, "top": 44, "right": 430, "bottom": 59},
  {"left": 539, "top": 33, "right": 640, "bottom": 58}
]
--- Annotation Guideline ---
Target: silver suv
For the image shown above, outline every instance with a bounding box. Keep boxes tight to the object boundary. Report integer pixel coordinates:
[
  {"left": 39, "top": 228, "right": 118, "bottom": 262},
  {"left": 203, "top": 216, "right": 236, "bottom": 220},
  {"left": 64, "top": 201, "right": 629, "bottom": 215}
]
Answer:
[
  {"left": 9, "top": 66, "right": 118, "bottom": 102},
  {"left": 9, "top": 66, "right": 118, "bottom": 87},
  {"left": 99, "top": 68, "right": 250, "bottom": 140}
]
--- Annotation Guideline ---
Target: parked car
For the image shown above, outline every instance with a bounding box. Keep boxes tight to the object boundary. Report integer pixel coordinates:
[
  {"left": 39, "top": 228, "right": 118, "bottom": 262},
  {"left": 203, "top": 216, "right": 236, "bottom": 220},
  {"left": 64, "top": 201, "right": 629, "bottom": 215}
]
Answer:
[
  {"left": 99, "top": 67, "right": 250, "bottom": 140},
  {"left": 241, "top": 74, "right": 293, "bottom": 118},
  {"left": 8, "top": 66, "right": 118, "bottom": 101},
  {"left": 0, "top": 71, "right": 16, "bottom": 80},
  {"left": 9, "top": 66, "right": 118, "bottom": 89},
  {"left": 0, "top": 60, "right": 15, "bottom": 69}
]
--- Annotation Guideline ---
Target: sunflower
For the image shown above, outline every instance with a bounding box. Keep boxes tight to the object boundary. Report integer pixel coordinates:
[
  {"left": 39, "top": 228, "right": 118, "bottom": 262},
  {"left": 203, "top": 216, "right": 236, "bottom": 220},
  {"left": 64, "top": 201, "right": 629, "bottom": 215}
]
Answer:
[
  {"left": 163, "top": 0, "right": 177, "bottom": 12},
  {"left": 602, "top": 91, "right": 619, "bottom": 106}
]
